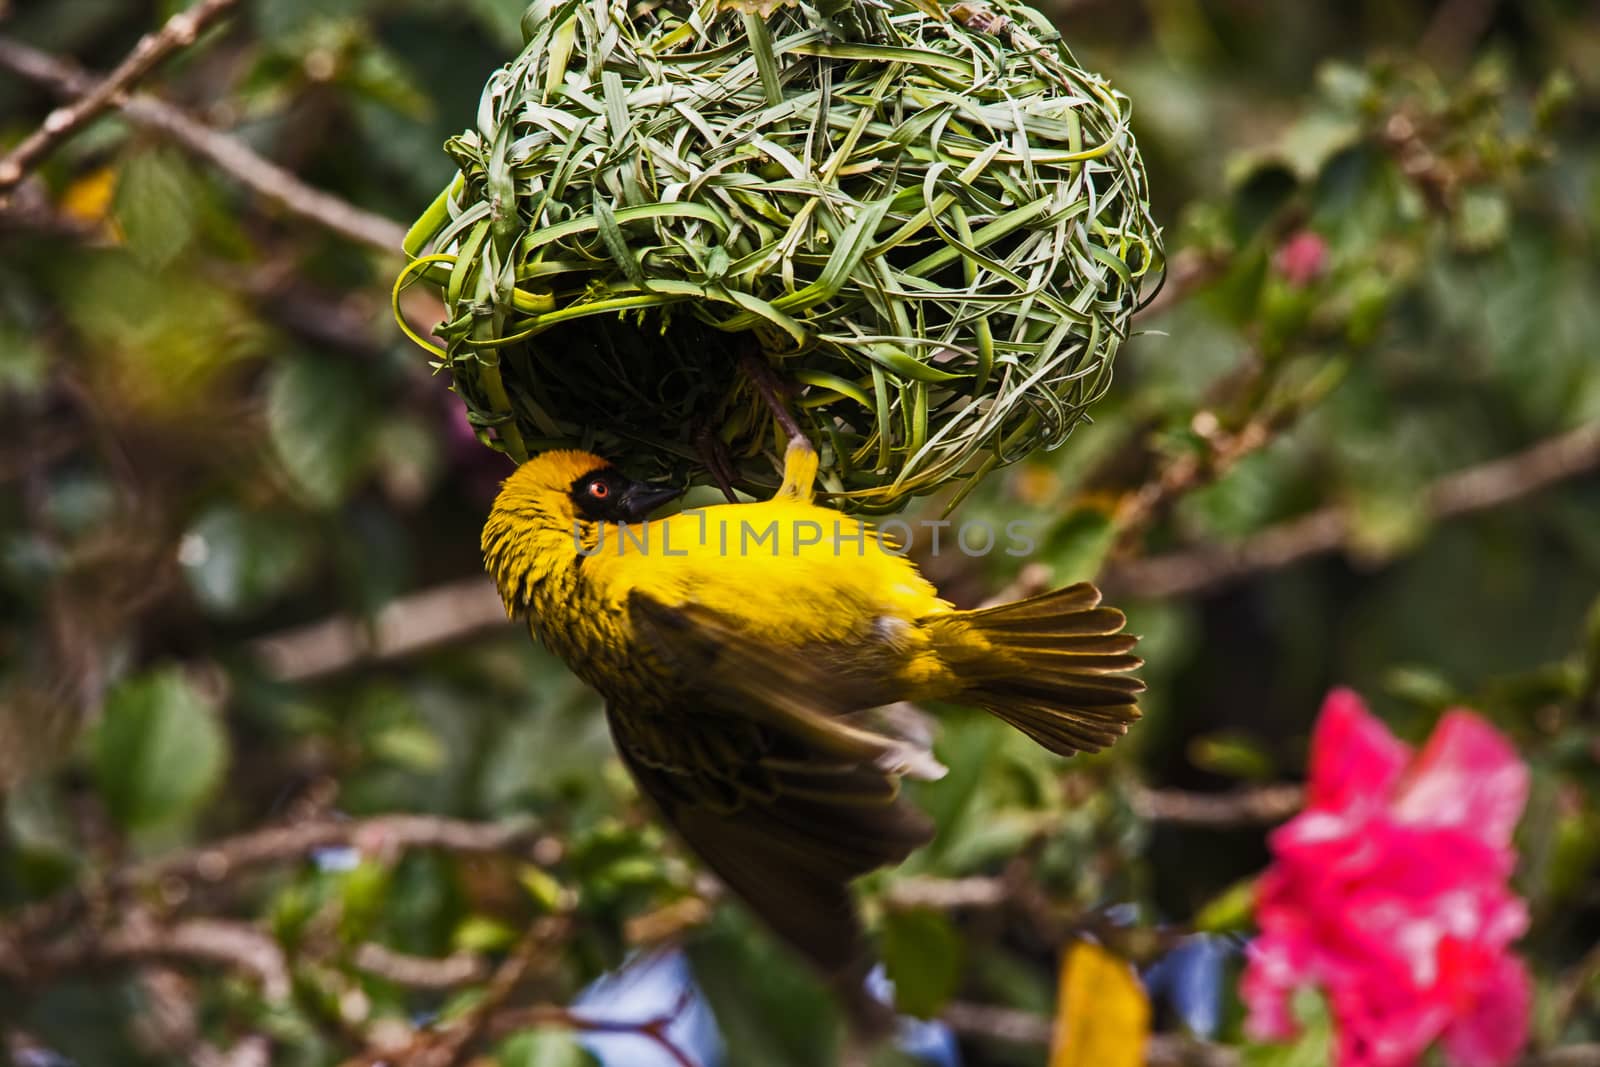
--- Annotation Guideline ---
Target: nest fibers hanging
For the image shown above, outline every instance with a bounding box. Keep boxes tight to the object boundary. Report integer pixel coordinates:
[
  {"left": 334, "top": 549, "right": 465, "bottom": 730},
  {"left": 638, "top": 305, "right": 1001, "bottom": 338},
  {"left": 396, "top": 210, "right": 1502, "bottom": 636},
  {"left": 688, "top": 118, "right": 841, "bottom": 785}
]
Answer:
[{"left": 399, "top": 0, "right": 1162, "bottom": 513}]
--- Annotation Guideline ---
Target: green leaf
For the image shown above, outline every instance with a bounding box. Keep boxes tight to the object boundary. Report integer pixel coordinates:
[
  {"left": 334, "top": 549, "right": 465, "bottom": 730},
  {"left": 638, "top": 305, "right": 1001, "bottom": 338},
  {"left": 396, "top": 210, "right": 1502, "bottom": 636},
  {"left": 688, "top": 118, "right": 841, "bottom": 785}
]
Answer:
[
  {"left": 4, "top": 776, "right": 78, "bottom": 863},
  {"left": 373, "top": 414, "right": 444, "bottom": 504},
  {"left": 455, "top": 914, "right": 519, "bottom": 953},
  {"left": 1187, "top": 732, "right": 1277, "bottom": 781},
  {"left": 1242, "top": 990, "right": 1333, "bottom": 1067},
  {"left": 1041, "top": 507, "right": 1116, "bottom": 583},
  {"left": 92, "top": 668, "right": 226, "bottom": 834},
  {"left": 41, "top": 472, "right": 115, "bottom": 537},
  {"left": 689, "top": 911, "right": 840, "bottom": 1067},
  {"left": 496, "top": 1028, "right": 599, "bottom": 1067},
  {"left": 882, "top": 907, "right": 963, "bottom": 1019},
  {"left": 1192, "top": 876, "right": 1257, "bottom": 933},
  {"left": 370, "top": 722, "right": 447, "bottom": 771},
  {"left": 1346, "top": 486, "right": 1428, "bottom": 560},
  {"left": 0, "top": 323, "right": 49, "bottom": 395},
  {"left": 113, "top": 148, "right": 199, "bottom": 270},
  {"left": 1580, "top": 591, "right": 1600, "bottom": 717},
  {"left": 912, "top": 712, "right": 1003, "bottom": 862},
  {"left": 1382, "top": 665, "right": 1460, "bottom": 710},
  {"left": 1546, "top": 804, "right": 1600, "bottom": 901},
  {"left": 179, "top": 506, "right": 315, "bottom": 616},
  {"left": 266, "top": 355, "right": 373, "bottom": 507},
  {"left": 1181, "top": 451, "right": 1290, "bottom": 541},
  {"left": 1453, "top": 187, "right": 1510, "bottom": 252},
  {"left": 338, "top": 860, "right": 394, "bottom": 942},
  {"left": 518, "top": 866, "right": 568, "bottom": 913}
]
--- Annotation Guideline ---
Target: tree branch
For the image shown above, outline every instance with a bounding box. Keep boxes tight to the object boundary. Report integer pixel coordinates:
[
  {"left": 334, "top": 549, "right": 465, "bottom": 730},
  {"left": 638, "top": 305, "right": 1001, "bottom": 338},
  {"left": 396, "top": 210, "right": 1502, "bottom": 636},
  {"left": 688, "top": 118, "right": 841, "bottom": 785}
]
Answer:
[
  {"left": 1420, "top": 0, "right": 1501, "bottom": 68},
  {"left": 0, "top": 36, "right": 407, "bottom": 252},
  {"left": 1103, "top": 422, "right": 1600, "bottom": 600},
  {"left": 249, "top": 577, "right": 509, "bottom": 683},
  {"left": 885, "top": 875, "right": 1013, "bottom": 911},
  {"left": 6, "top": 915, "right": 290, "bottom": 1001},
  {"left": 1129, "top": 784, "right": 1304, "bottom": 827},
  {"left": 340, "top": 915, "right": 576, "bottom": 1067},
  {"left": 350, "top": 942, "right": 490, "bottom": 989},
  {"left": 1112, "top": 403, "right": 1291, "bottom": 547},
  {"left": 0, "top": 0, "right": 241, "bottom": 193},
  {"left": 489, "top": 991, "right": 702, "bottom": 1067},
  {"left": 198, "top": 1036, "right": 273, "bottom": 1067},
  {"left": 883, "top": 784, "right": 1304, "bottom": 916},
  {"left": 0, "top": 813, "right": 557, "bottom": 944}
]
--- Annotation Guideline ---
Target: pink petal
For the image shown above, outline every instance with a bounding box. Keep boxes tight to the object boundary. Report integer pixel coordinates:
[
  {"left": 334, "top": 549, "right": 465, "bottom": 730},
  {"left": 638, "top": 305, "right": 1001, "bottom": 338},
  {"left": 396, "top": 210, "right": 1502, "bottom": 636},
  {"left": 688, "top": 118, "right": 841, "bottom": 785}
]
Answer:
[
  {"left": 1241, "top": 934, "right": 1306, "bottom": 1042},
  {"left": 1249, "top": 693, "right": 1533, "bottom": 1067},
  {"left": 1331, "top": 981, "right": 1450, "bottom": 1067},
  {"left": 1275, "top": 230, "right": 1329, "bottom": 286},
  {"left": 1441, "top": 956, "right": 1531, "bottom": 1067},
  {"left": 1392, "top": 711, "right": 1528, "bottom": 848},
  {"left": 1309, "top": 689, "right": 1411, "bottom": 814}
]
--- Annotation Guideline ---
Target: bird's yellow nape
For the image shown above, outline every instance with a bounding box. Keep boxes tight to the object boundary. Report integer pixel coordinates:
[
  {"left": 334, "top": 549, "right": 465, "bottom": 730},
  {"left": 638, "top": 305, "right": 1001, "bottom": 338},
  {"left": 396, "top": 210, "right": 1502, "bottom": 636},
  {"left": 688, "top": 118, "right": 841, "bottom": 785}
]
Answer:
[
  {"left": 483, "top": 449, "right": 613, "bottom": 578},
  {"left": 503, "top": 449, "right": 613, "bottom": 495}
]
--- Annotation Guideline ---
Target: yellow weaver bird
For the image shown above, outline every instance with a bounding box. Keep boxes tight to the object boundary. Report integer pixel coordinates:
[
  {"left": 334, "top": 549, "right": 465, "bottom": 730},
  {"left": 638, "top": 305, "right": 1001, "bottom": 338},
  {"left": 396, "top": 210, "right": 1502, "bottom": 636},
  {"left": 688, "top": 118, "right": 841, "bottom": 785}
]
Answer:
[{"left": 482, "top": 436, "right": 1142, "bottom": 1014}]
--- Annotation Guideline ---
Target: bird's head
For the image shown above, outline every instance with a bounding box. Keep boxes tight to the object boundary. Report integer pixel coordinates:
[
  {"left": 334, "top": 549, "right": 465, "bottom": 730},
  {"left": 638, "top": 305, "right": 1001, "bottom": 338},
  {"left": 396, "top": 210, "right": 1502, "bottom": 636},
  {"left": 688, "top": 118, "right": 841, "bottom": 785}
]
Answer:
[{"left": 481, "top": 450, "right": 683, "bottom": 611}]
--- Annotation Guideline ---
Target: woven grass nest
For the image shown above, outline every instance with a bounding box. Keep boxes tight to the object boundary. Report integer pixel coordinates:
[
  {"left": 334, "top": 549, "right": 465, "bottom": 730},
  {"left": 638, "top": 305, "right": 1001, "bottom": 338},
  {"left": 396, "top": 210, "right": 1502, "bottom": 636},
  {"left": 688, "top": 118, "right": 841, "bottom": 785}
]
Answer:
[{"left": 400, "top": 0, "right": 1162, "bottom": 513}]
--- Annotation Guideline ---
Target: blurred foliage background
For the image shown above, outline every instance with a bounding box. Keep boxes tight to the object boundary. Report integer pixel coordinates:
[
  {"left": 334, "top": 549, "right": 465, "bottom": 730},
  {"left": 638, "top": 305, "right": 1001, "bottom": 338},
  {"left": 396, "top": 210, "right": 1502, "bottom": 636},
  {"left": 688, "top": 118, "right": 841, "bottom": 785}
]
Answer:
[{"left": 1, "top": 1, "right": 1599, "bottom": 1065}]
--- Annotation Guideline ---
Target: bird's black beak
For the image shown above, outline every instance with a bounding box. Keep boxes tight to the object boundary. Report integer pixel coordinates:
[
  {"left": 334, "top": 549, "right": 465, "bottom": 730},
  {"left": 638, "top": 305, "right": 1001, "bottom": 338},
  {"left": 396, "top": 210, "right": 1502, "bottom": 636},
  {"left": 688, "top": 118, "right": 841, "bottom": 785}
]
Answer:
[{"left": 617, "top": 480, "right": 683, "bottom": 522}]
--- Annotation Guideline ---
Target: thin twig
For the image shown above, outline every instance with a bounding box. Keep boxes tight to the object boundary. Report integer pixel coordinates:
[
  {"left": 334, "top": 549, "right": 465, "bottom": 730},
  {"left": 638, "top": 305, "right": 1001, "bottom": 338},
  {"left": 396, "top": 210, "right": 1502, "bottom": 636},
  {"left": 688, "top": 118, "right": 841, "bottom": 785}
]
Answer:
[
  {"left": 887, "top": 786, "right": 1301, "bottom": 915},
  {"left": 6, "top": 915, "right": 291, "bottom": 1001},
  {"left": 0, "top": 0, "right": 241, "bottom": 193},
  {"left": 694, "top": 423, "right": 742, "bottom": 503},
  {"left": 340, "top": 915, "right": 576, "bottom": 1067},
  {"left": 740, "top": 350, "right": 807, "bottom": 446},
  {"left": 0, "top": 178, "right": 108, "bottom": 241},
  {"left": 249, "top": 577, "right": 509, "bottom": 682},
  {"left": 198, "top": 1036, "right": 273, "bottom": 1067},
  {"left": 1553, "top": 935, "right": 1600, "bottom": 1036},
  {"left": 942, "top": 1000, "right": 1054, "bottom": 1046},
  {"left": 883, "top": 788, "right": 1300, "bottom": 925},
  {"left": 0, "top": 36, "right": 407, "bottom": 252},
  {"left": 1103, "top": 422, "right": 1600, "bottom": 600},
  {"left": 978, "top": 560, "right": 1055, "bottom": 608},
  {"left": 0, "top": 813, "right": 557, "bottom": 944},
  {"left": 350, "top": 943, "right": 490, "bottom": 989},
  {"left": 1129, "top": 783, "right": 1304, "bottom": 827},
  {"left": 885, "top": 875, "right": 1013, "bottom": 911},
  {"left": 1420, "top": 0, "right": 1501, "bottom": 67},
  {"left": 1113, "top": 405, "right": 1288, "bottom": 546},
  {"left": 491, "top": 986, "right": 702, "bottom": 1067}
]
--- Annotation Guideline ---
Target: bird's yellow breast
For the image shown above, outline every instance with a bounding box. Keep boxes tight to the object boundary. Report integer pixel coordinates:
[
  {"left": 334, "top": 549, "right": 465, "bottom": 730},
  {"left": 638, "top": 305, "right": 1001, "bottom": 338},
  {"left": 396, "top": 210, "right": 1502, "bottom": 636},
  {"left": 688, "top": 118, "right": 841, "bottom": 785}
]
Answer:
[
  {"left": 584, "top": 498, "right": 946, "bottom": 643},
  {"left": 512, "top": 496, "right": 954, "bottom": 706}
]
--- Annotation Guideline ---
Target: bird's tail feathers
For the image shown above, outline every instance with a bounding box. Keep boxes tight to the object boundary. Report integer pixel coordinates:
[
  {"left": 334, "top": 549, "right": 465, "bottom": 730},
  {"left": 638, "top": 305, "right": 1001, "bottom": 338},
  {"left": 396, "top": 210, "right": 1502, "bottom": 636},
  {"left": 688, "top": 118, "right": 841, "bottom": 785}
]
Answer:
[{"left": 930, "top": 582, "right": 1144, "bottom": 756}]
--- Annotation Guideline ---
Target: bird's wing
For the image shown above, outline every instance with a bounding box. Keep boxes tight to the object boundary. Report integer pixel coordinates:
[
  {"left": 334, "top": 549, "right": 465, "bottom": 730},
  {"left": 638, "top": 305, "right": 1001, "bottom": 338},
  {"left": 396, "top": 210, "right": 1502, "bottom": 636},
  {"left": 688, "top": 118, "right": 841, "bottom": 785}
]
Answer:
[
  {"left": 627, "top": 591, "right": 943, "bottom": 780},
  {"left": 611, "top": 592, "right": 937, "bottom": 981}
]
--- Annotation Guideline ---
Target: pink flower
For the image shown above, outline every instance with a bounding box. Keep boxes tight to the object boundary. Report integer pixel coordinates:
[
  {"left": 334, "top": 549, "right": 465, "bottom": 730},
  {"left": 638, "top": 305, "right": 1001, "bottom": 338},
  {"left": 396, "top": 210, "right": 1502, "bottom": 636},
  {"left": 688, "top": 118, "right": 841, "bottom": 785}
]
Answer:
[
  {"left": 1274, "top": 229, "right": 1329, "bottom": 286},
  {"left": 1242, "top": 688, "right": 1531, "bottom": 1067}
]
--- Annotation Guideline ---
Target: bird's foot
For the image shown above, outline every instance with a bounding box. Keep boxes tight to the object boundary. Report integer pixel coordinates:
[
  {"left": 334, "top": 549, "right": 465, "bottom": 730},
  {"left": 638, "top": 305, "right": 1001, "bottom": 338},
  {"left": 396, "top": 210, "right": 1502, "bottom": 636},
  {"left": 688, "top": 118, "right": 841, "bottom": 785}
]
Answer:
[
  {"left": 694, "top": 422, "right": 741, "bottom": 503},
  {"left": 740, "top": 349, "right": 817, "bottom": 501},
  {"left": 776, "top": 435, "right": 818, "bottom": 501}
]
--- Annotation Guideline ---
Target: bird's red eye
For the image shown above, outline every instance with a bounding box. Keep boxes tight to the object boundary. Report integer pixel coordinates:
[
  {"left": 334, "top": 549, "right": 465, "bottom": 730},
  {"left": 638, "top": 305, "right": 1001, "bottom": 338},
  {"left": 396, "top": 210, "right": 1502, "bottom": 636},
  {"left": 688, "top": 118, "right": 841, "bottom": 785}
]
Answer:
[{"left": 589, "top": 480, "right": 610, "bottom": 499}]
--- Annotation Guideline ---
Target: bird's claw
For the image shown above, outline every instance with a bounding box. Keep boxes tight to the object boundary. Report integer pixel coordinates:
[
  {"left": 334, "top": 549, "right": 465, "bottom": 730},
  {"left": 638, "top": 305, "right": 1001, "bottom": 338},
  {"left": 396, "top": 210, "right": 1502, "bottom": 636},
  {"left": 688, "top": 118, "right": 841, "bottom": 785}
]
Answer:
[{"left": 776, "top": 436, "right": 818, "bottom": 501}]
